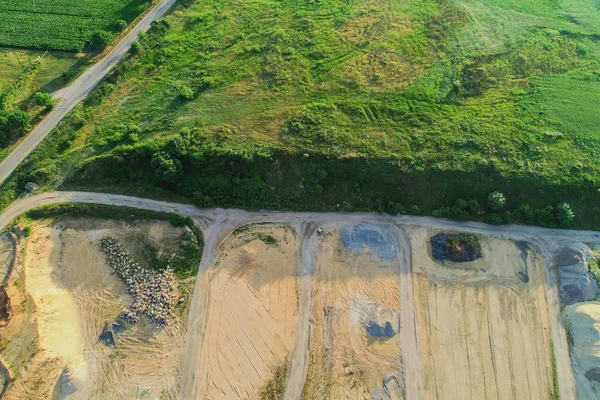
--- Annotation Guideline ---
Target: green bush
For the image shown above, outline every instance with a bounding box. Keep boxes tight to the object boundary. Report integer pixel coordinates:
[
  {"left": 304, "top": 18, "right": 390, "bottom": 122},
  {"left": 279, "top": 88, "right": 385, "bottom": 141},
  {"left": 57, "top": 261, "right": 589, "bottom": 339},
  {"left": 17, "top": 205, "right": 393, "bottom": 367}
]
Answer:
[
  {"left": 114, "top": 20, "right": 128, "bottom": 32},
  {"left": 555, "top": 202, "right": 575, "bottom": 227},
  {"left": 487, "top": 191, "right": 506, "bottom": 211},
  {"left": 151, "top": 151, "right": 182, "bottom": 181},
  {"left": 35, "top": 92, "right": 54, "bottom": 109},
  {"left": 89, "top": 31, "right": 114, "bottom": 51},
  {"left": 179, "top": 85, "right": 195, "bottom": 100}
]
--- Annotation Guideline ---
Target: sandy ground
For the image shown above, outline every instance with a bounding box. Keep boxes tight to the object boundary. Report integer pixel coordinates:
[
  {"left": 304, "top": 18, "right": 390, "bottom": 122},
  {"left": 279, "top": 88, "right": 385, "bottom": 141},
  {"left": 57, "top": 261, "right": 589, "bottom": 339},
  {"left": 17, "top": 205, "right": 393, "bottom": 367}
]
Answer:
[
  {"left": 303, "top": 225, "right": 403, "bottom": 400},
  {"left": 1, "top": 219, "right": 193, "bottom": 399},
  {"left": 194, "top": 224, "right": 299, "bottom": 399},
  {"left": 409, "top": 228, "right": 555, "bottom": 399},
  {"left": 564, "top": 302, "right": 600, "bottom": 399}
]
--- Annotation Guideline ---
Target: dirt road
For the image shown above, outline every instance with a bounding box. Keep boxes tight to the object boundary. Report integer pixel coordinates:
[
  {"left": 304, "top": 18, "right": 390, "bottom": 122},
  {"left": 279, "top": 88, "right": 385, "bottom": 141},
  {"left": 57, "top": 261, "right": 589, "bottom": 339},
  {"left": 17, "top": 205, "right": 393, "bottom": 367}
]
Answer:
[
  {"left": 1, "top": 190, "right": 596, "bottom": 399},
  {"left": 0, "top": 0, "right": 179, "bottom": 185}
]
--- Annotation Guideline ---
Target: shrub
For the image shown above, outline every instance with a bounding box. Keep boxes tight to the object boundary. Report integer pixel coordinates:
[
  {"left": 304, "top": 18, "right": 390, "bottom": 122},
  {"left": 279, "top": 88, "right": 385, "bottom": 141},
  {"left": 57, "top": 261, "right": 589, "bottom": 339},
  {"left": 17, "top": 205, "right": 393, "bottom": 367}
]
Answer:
[
  {"left": 487, "top": 191, "right": 506, "bottom": 211},
  {"left": 408, "top": 205, "right": 421, "bottom": 215},
  {"left": 89, "top": 31, "right": 114, "bottom": 51},
  {"left": 5, "top": 110, "right": 31, "bottom": 136},
  {"left": 23, "top": 226, "right": 31, "bottom": 237},
  {"left": 114, "top": 20, "right": 127, "bottom": 32},
  {"left": 179, "top": 85, "right": 195, "bottom": 100},
  {"left": 555, "top": 202, "right": 575, "bottom": 227},
  {"left": 35, "top": 92, "right": 54, "bottom": 109},
  {"left": 131, "top": 40, "right": 143, "bottom": 54},
  {"left": 169, "top": 214, "right": 191, "bottom": 227},
  {"left": 151, "top": 151, "right": 182, "bottom": 181}
]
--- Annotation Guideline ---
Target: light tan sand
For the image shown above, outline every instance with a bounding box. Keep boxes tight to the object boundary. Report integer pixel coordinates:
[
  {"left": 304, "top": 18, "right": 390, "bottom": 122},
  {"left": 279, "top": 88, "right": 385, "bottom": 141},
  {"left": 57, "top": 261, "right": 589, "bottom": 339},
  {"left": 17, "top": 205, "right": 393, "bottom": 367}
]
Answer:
[
  {"left": 411, "top": 228, "right": 555, "bottom": 399},
  {"left": 195, "top": 224, "right": 299, "bottom": 399},
  {"left": 564, "top": 301, "right": 600, "bottom": 398},
  {"left": 3, "top": 220, "right": 192, "bottom": 399},
  {"left": 303, "top": 227, "right": 402, "bottom": 400}
]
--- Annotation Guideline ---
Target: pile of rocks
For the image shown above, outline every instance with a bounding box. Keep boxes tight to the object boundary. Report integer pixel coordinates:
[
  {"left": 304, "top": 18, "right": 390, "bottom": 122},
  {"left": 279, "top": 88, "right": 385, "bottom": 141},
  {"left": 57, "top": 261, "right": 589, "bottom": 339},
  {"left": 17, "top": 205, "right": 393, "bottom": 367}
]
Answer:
[
  {"left": 430, "top": 233, "right": 448, "bottom": 261},
  {"left": 98, "top": 237, "right": 175, "bottom": 327}
]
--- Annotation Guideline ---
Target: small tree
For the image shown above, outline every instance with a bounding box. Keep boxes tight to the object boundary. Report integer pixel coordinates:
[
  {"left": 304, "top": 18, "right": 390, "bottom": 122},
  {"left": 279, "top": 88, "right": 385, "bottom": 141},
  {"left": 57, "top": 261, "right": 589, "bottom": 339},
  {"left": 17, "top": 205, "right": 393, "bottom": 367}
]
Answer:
[
  {"left": 35, "top": 92, "right": 54, "bottom": 109},
  {"left": 114, "top": 20, "right": 127, "bottom": 32},
  {"left": 5, "top": 110, "right": 31, "bottom": 136},
  {"left": 151, "top": 151, "right": 182, "bottom": 182},
  {"left": 179, "top": 85, "right": 195, "bottom": 100},
  {"left": 89, "top": 31, "right": 113, "bottom": 51},
  {"left": 555, "top": 202, "right": 575, "bottom": 227},
  {"left": 487, "top": 191, "right": 506, "bottom": 211}
]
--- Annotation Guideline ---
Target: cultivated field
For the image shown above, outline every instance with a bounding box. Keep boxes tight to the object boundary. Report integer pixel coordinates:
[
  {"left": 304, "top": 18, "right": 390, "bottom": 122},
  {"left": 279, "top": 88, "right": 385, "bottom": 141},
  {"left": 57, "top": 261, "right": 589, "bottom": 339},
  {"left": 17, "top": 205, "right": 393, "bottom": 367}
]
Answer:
[{"left": 0, "top": 0, "right": 149, "bottom": 51}]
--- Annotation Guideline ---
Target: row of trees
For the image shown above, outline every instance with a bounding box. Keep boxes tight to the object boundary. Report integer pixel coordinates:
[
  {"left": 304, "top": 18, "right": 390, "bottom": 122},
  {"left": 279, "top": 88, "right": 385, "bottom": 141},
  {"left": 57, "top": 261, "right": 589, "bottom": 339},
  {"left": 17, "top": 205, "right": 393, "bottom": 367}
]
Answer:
[{"left": 428, "top": 191, "right": 574, "bottom": 228}]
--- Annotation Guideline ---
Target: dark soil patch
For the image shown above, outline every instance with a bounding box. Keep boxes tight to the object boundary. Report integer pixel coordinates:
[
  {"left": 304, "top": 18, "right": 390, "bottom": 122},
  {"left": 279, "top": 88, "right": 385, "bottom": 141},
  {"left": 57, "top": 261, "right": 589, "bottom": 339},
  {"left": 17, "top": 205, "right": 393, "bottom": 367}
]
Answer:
[{"left": 431, "top": 233, "right": 482, "bottom": 263}]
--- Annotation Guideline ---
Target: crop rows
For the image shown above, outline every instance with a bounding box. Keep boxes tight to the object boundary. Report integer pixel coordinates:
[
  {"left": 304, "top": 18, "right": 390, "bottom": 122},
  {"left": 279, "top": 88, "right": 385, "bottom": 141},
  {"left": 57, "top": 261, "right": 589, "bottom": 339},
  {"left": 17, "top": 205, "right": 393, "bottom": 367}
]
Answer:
[{"left": 0, "top": 0, "right": 149, "bottom": 52}]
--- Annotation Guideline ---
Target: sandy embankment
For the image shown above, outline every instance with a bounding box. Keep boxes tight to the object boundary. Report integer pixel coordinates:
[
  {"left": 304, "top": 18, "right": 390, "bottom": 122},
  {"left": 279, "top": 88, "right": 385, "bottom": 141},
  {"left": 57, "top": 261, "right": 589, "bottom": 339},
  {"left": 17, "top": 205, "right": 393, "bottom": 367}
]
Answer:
[{"left": 194, "top": 224, "right": 299, "bottom": 399}]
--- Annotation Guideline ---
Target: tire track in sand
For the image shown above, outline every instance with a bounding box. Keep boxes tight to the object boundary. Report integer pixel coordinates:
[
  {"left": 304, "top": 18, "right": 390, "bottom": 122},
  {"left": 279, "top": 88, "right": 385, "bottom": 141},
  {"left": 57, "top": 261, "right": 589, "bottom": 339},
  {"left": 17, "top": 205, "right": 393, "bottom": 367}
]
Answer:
[
  {"left": 284, "top": 222, "right": 319, "bottom": 400},
  {"left": 392, "top": 224, "right": 423, "bottom": 399}
]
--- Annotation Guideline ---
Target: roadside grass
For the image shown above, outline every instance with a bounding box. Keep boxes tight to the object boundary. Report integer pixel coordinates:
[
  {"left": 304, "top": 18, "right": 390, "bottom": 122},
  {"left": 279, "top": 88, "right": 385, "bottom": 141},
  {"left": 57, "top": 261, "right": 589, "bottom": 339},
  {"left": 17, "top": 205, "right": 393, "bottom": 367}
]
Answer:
[
  {"left": 259, "top": 358, "right": 288, "bottom": 400},
  {"left": 0, "top": 50, "right": 82, "bottom": 93}
]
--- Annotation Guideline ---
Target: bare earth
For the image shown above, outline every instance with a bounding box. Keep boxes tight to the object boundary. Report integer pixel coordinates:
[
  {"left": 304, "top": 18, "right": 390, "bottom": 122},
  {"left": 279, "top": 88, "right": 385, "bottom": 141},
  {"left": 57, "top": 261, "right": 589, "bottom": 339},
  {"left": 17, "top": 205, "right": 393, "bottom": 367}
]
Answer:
[
  {"left": 410, "top": 228, "right": 555, "bottom": 399},
  {"left": 303, "top": 225, "right": 403, "bottom": 399},
  {"left": 3, "top": 192, "right": 600, "bottom": 399},
  {"left": 193, "top": 224, "right": 299, "bottom": 399},
  {"left": 2, "top": 220, "right": 192, "bottom": 399}
]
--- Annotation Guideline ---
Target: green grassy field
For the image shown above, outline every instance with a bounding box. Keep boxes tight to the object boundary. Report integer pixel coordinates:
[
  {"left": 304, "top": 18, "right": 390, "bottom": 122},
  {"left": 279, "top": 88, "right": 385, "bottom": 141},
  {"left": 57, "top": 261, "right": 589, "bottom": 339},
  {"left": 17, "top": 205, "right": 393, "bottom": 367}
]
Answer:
[
  {"left": 0, "top": 49, "right": 84, "bottom": 94},
  {"left": 0, "top": 0, "right": 150, "bottom": 51},
  {"left": 533, "top": 75, "right": 600, "bottom": 138},
  {"left": 2, "top": 0, "right": 600, "bottom": 229}
]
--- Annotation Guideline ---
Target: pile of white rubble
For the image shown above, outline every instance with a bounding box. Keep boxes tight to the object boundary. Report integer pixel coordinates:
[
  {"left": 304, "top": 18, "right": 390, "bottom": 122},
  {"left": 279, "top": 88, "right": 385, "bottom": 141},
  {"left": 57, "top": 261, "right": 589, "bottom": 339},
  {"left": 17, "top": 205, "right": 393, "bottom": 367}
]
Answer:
[{"left": 98, "top": 237, "right": 175, "bottom": 327}]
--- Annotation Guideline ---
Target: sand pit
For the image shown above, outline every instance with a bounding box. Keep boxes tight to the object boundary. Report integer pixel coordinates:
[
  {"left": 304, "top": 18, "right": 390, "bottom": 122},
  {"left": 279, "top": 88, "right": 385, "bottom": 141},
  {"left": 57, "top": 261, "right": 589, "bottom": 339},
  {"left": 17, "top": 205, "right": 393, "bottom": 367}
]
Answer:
[
  {"left": 410, "top": 228, "right": 555, "bottom": 399},
  {"left": 193, "top": 224, "right": 299, "bottom": 399},
  {"left": 303, "top": 224, "right": 403, "bottom": 400},
  {"left": 0, "top": 219, "right": 196, "bottom": 399}
]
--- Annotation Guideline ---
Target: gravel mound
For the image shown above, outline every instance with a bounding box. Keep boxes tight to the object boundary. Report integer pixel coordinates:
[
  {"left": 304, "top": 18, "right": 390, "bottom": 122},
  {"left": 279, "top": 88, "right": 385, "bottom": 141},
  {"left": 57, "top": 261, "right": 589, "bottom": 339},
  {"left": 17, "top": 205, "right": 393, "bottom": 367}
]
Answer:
[
  {"left": 556, "top": 246, "right": 600, "bottom": 306},
  {"left": 98, "top": 237, "right": 175, "bottom": 327},
  {"left": 430, "top": 233, "right": 482, "bottom": 263}
]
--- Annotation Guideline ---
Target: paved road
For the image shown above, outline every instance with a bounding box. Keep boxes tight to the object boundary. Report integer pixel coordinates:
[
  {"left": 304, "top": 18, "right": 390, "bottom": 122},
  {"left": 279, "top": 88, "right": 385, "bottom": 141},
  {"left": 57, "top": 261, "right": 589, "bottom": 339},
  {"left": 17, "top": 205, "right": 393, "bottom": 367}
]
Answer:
[
  {"left": 1, "top": 191, "right": 596, "bottom": 399},
  {"left": 0, "top": 0, "right": 179, "bottom": 185}
]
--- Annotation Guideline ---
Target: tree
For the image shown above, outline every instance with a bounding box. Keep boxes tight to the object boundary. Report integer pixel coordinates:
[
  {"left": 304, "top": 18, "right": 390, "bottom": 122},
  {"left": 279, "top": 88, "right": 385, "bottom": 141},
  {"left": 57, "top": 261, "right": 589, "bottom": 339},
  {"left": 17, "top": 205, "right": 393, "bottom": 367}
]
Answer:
[
  {"left": 179, "top": 85, "right": 195, "bottom": 100},
  {"left": 487, "top": 191, "right": 506, "bottom": 211},
  {"left": 555, "top": 202, "right": 575, "bottom": 227},
  {"left": 89, "top": 31, "right": 113, "bottom": 51},
  {"left": 35, "top": 92, "right": 54, "bottom": 109},
  {"left": 151, "top": 151, "right": 182, "bottom": 182},
  {"left": 114, "top": 20, "right": 127, "bottom": 32},
  {"left": 5, "top": 110, "right": 31, "bottom": 136}
]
